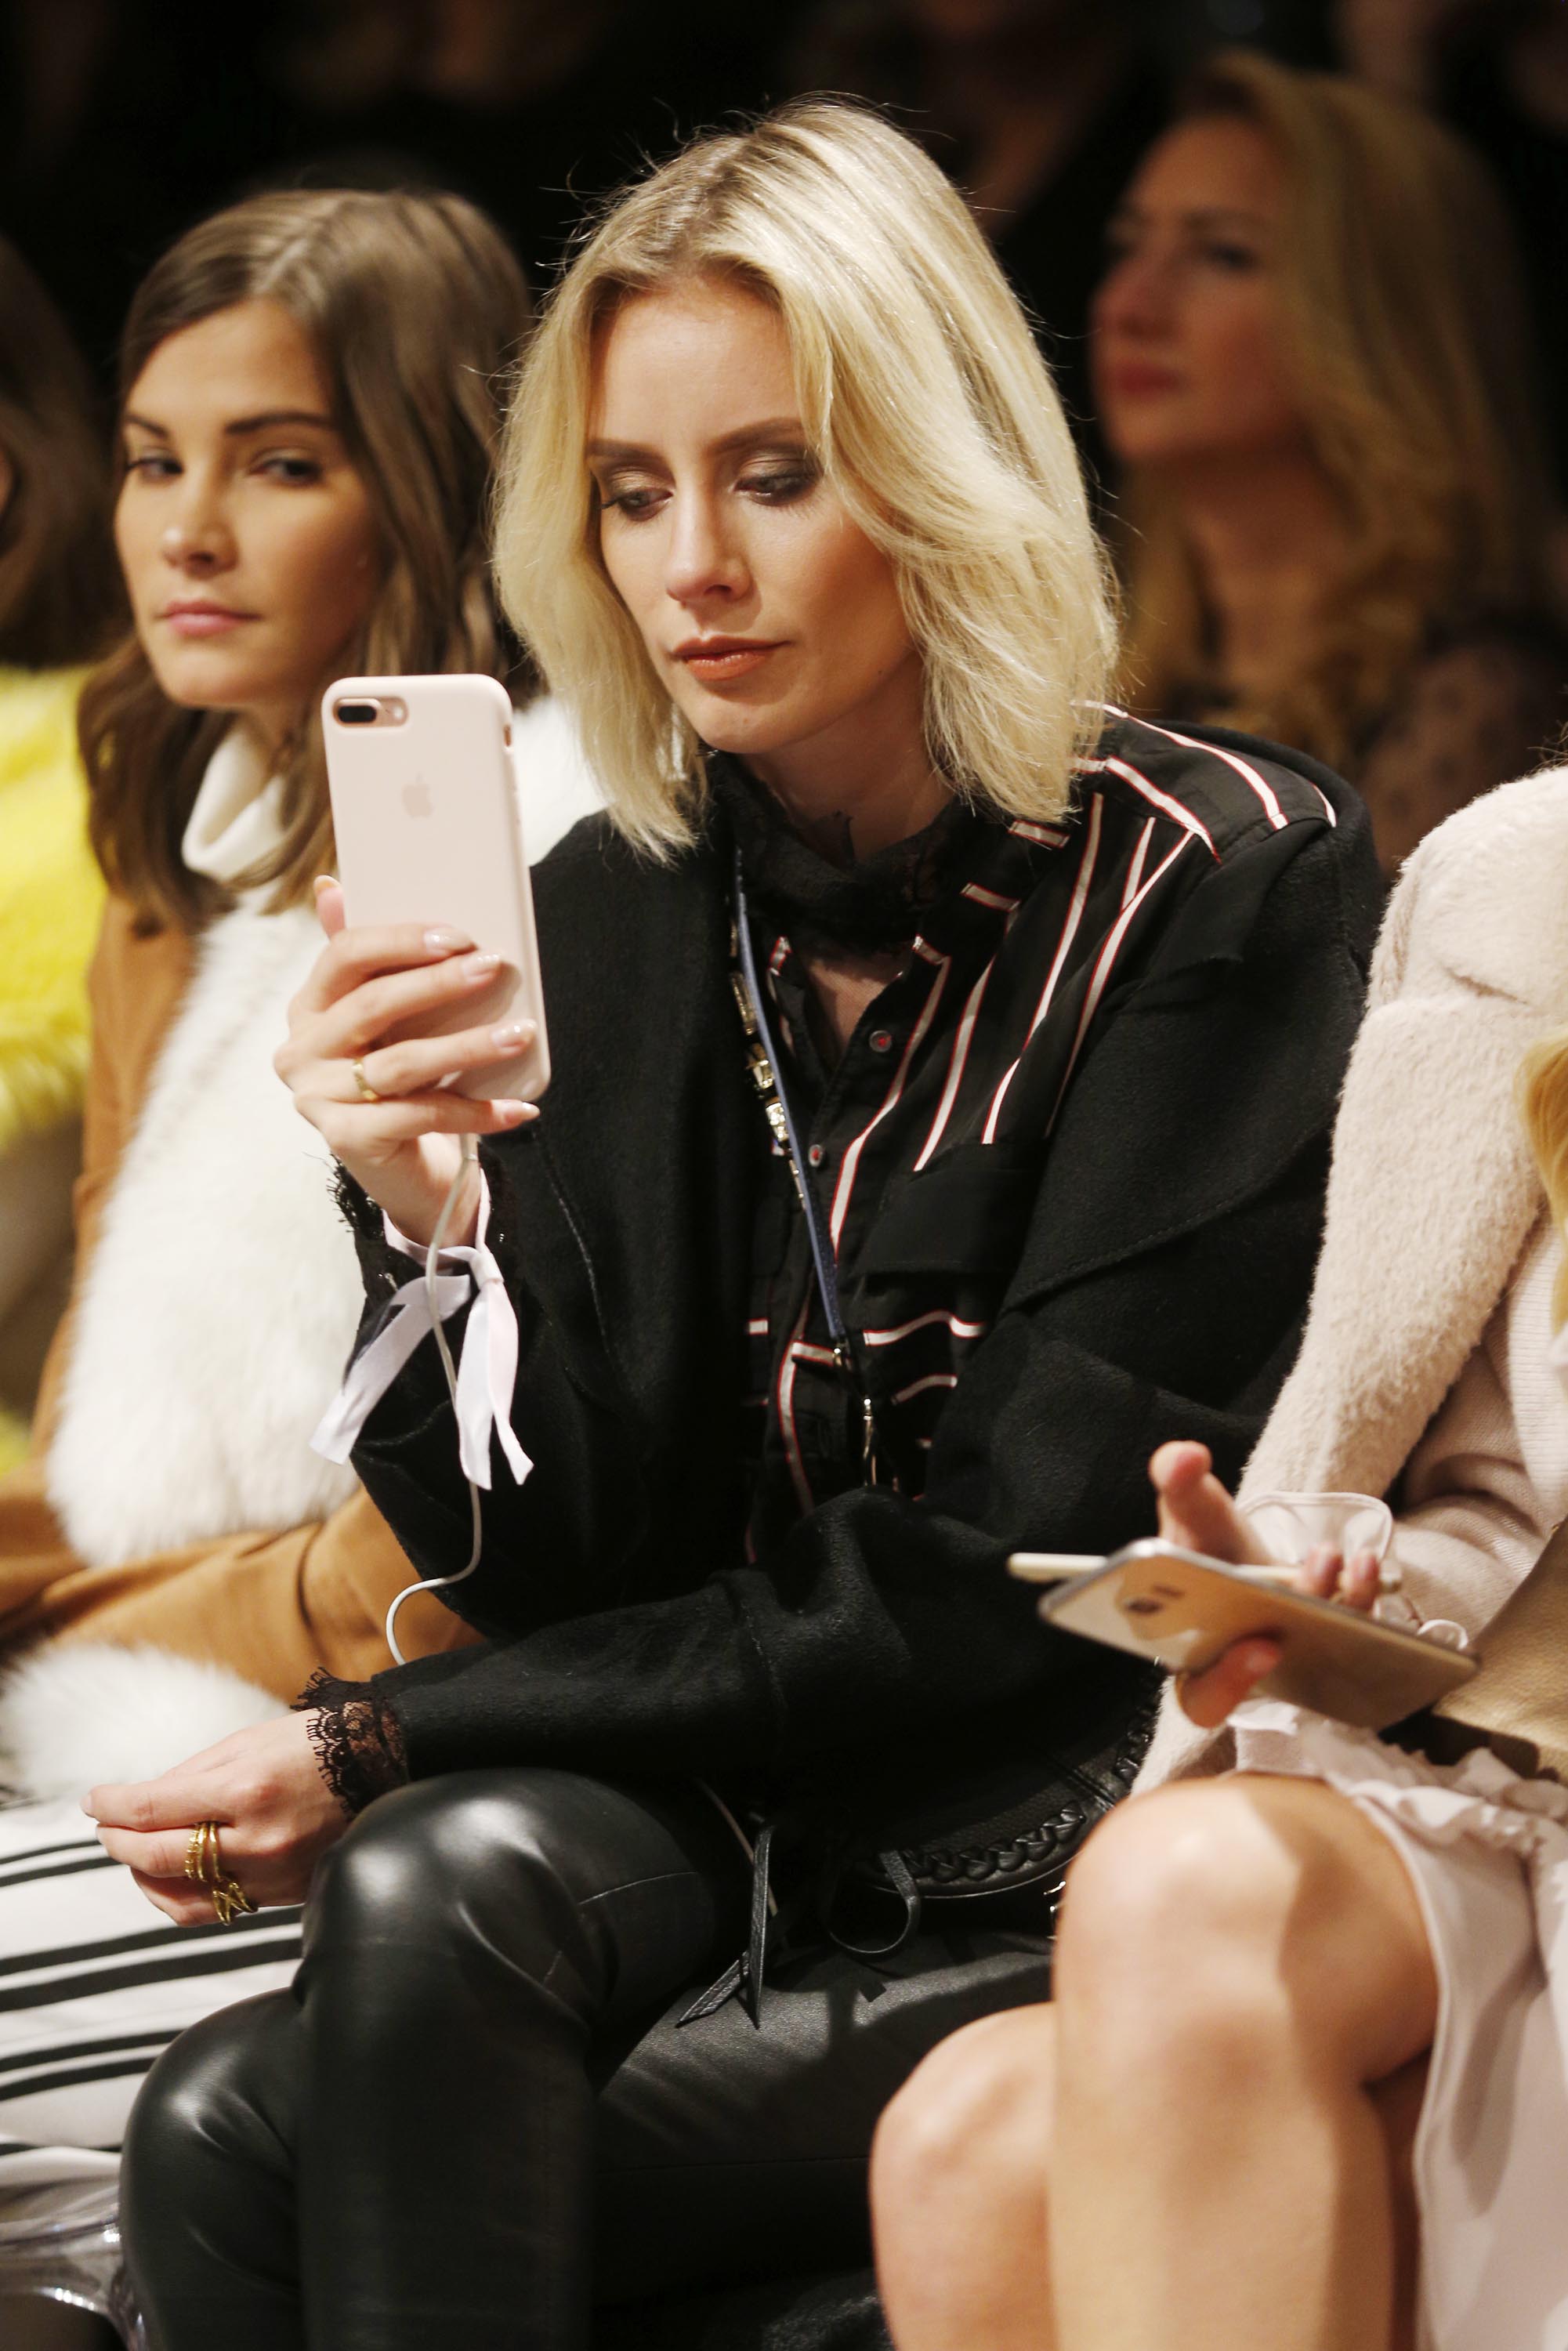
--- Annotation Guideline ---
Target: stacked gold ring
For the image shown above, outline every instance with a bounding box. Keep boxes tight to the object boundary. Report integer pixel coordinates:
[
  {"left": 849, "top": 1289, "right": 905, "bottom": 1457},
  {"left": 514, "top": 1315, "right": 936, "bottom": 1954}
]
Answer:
[
  {"left": 351, "top": 1057, "right": 382, "bottom": 1103},
  {"left": 183, "top": 1820, "right": 258, "bottom": 1926}
]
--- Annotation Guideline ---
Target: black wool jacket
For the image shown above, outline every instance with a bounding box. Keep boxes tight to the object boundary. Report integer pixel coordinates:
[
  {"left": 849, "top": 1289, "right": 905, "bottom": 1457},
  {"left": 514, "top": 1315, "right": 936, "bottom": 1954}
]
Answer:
[{"left": 339, "top": 721, "right": 1383, "bottom": 1840}]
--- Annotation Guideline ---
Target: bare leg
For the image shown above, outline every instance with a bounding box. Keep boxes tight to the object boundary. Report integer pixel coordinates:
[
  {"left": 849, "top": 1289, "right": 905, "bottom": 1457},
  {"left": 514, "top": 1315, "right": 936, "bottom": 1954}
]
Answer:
[
  {"left": 1049, "top": 1775, "right": 1436, "bottom": 2351},
  {"left": 872, "top": 2005, "right": 1059, "bottom": 2351}
]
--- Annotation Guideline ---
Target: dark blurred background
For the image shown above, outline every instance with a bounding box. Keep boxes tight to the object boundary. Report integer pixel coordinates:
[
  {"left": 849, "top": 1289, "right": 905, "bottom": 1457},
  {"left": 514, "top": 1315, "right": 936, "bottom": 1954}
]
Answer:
[{"left": 8, "top": 0, "right": 1565, "bottom": 483}]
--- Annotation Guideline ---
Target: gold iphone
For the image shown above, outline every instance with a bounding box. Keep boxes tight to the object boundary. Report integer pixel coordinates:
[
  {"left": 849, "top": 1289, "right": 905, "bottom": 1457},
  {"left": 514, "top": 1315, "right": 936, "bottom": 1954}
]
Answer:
[{"left": 1009, "top": 1541, "right": 1476, "bottom": 1730}]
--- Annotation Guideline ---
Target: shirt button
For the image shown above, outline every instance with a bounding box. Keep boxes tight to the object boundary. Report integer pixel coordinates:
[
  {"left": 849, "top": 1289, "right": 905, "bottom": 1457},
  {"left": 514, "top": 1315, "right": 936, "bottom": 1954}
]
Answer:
[
  {"left": 869, "top": 1028, "right": 895, "bottom": 1055},
  {"left": 808, "top": 1143, "right": 826, "bottom": 1168}
]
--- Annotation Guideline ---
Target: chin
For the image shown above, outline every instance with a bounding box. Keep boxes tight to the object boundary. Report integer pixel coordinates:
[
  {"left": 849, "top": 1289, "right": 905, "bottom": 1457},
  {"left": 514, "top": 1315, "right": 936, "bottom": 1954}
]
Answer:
[
  {"left": 1104, "top": 415, "right": 1232, "bottom": 475},
  {"left": 679, "top": 696, "right": 802, "bottom": 764},
  {"left": 145, "top": 657, "right": 270, "bottom": 715}
]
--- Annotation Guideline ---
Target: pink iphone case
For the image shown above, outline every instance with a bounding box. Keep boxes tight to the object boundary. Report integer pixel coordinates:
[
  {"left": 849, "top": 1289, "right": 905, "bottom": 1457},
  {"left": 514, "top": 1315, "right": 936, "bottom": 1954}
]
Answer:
[{"left": 323, "top": 672, "right": 551, "bottom": 1102}]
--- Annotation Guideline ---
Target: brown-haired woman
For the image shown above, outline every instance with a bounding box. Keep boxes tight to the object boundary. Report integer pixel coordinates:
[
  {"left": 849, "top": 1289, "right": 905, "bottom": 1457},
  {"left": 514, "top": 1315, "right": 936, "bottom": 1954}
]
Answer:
[
  {"left": 0, "top": 235, "right": 121, "bottom": 1469},
  {"left": 1094, "top": 48, "right": 1565, "bottom": 880},
  {"left": 0, "top": 185, "right": 598, "bottom": 2193}
]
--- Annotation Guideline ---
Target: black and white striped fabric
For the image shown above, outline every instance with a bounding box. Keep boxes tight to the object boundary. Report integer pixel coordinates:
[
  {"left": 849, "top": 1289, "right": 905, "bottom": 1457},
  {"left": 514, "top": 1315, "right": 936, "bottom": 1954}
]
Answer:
[{"left": 0, "top": 1795, "right": 301, "bottom": 2189}]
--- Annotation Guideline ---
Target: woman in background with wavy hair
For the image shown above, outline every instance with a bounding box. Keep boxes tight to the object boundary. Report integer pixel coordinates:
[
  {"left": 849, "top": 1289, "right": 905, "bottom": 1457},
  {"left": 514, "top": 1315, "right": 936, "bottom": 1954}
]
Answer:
[{"left": 1095, "top": 47, "right": 1563, "bottom": 879}]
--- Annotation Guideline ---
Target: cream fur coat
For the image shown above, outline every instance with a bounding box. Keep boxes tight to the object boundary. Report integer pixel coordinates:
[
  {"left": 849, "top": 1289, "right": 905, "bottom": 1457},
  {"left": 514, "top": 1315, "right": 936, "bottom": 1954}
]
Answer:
[{"left": 1139, "top": 763, "right": 1568, "bottom": 1789}]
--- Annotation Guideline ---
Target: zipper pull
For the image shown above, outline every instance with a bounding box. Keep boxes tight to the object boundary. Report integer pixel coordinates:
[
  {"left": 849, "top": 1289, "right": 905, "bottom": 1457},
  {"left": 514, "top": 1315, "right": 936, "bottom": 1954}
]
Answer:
[{"left": 862, "top": 1393, "right": 882, "bottom": 1487}]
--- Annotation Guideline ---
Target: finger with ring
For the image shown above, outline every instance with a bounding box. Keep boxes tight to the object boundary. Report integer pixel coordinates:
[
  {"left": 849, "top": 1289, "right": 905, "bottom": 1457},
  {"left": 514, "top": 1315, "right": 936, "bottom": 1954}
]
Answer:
[
  {"left": 351, "top": 1058, "right": 382, "bottom": 1103},
  {"left": 183, "top": 1818, "right": 257, "bottom": 1925}
]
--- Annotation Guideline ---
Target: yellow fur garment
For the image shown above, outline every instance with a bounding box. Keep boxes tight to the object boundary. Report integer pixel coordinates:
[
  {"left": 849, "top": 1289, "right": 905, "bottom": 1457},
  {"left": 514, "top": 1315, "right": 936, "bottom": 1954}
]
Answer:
[
  {"left": 0, "top": 665, "right": 101, "bottom": 1158},
  {"left": 0, "top": 665, "right": 101, "bottom": 1473}
]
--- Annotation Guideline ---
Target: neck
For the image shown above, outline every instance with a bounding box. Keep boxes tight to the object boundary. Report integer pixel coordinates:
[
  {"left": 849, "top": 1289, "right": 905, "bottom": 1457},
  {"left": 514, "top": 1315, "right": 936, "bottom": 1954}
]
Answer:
[
  {"left": 234, "top": 703, "right": 299, "bottom": 770},
  {"left": 742, "top": 653, "right": 949, "bottom": 864},
  {"left": 1160, "top": 450, "right": 1349, "bottom": 697}
]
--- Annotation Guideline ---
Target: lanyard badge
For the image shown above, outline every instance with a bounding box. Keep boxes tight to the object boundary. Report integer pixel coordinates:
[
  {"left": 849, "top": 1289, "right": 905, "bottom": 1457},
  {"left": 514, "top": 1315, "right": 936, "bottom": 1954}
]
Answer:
[{"left": 730, "top": 852, "right": 885, "bottom": 1487}]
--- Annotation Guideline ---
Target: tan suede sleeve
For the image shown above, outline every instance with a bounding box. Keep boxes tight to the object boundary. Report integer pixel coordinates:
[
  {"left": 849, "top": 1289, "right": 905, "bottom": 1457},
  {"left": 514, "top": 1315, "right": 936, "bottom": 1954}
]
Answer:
[{"left": 0, "top": 897, "right": 476, "bottom": 1686}]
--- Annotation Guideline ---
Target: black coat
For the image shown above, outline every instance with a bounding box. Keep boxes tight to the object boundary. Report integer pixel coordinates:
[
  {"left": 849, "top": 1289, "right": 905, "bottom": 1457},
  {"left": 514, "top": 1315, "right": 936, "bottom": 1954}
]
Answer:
[{"left": 344, "top": 724, "right": 1383, "bottom": 1838}]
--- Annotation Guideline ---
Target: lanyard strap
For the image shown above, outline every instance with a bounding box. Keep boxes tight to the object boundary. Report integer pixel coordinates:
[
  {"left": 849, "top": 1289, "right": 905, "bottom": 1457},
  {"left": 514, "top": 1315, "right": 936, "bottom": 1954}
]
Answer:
[{"left": 731, "top": 851, "right": 882, "bottom": 1484}]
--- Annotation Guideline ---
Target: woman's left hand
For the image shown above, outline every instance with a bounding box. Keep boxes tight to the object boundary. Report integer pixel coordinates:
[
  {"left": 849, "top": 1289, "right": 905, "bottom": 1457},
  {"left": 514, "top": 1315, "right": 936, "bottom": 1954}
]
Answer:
[
  {"left": 85, "top": 1713, "right": 347, "bottom": 1924},
  {"left": 1150, "top": 1440, "right": 1385, "bottom": 1727}
]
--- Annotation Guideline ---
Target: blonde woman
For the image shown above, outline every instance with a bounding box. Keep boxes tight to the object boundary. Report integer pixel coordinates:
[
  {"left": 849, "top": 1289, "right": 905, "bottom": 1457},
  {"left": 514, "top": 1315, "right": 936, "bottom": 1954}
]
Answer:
[
  {"left": 110, "top": 102, "right": 1376, "bottom": 2346},
  {"left": 871, "top": 759, "right": 1568, "bottom": 2350},
  {"left": 0, "top": 187, "right": 599, "bottom": 2194},
  {"left": 1095, "top": 48, "right": 1563, "bottom": 880}
]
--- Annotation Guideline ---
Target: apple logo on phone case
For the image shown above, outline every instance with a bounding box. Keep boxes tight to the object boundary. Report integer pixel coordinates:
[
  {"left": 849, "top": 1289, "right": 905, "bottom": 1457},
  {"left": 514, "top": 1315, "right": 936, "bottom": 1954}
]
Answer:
[{"left": 401, "top": 777, "right": 433, "bottom": 820}]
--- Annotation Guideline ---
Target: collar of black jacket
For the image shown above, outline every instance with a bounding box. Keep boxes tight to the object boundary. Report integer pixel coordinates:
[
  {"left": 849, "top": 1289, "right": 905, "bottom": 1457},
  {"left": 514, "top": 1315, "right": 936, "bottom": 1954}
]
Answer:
[{"left": 703, "top": 749, "right": 986, "bottom": 955}]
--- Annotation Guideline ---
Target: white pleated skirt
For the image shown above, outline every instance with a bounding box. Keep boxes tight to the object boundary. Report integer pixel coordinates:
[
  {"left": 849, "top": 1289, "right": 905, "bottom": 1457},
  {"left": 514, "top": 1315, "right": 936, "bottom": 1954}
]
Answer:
[{"left": 1233, "top": 1701, "right": 1568, "bottom": 2351}]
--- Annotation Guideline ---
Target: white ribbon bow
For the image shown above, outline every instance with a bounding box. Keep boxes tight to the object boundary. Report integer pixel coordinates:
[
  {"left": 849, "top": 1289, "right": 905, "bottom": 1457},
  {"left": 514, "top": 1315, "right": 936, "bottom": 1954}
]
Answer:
[{"left": 311, "top": 1179, "right": 531, "bottom": 1491}]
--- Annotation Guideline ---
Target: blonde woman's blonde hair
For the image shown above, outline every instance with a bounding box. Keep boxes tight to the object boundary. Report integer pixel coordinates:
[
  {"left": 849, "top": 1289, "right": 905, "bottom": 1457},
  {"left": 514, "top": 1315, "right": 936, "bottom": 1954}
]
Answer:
[
  {"left": 1523, "top": 1027, "right": 1568, "bottom": 1323},
  {"left": 494, "top": 99, "right": 1117, "bottom": 857},
  {"left": 1118, "top": 50, "right": 1549, "bottom": 774}
]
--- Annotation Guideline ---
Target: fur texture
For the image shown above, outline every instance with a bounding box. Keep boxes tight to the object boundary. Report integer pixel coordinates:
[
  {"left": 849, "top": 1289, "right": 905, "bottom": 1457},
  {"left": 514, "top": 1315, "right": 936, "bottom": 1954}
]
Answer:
[
  {"left": 0, "top": 665, "right": 101, "bottom": 1154},
  {"left": 45, "top": 902, "right": 363, "bottom": 1567},
  {"left": 1139, "top": 763, "right": 1568, "bottom": 1788},
  {"left": 0, "top": 1641, "right": 279, "bottom": 1799}
]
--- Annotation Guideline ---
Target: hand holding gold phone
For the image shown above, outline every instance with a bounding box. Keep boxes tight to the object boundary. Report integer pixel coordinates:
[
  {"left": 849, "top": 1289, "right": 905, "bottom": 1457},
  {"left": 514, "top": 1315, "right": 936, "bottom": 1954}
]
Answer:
[{"left": 1009, "top": 1540, "right": 1476, "bottom": 1730}]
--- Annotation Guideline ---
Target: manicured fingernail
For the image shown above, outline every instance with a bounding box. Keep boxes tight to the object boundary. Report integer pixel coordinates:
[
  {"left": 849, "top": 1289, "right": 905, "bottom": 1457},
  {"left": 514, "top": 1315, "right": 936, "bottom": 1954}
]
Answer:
[
  {"left": 497, "top": 1100, "right": 535, "bottom": 1123},
  {"left": 424, "top": 926, "right": 472, "bottom": 953},
  {"left": 491, "top": 1020, "right": 534, "bottom": 1046},
  {"left": 313, "top": 874, "right": 336, "bottom": 895},
  {"left": 463, "top": 951, "right": 502, "bottom": 978}
]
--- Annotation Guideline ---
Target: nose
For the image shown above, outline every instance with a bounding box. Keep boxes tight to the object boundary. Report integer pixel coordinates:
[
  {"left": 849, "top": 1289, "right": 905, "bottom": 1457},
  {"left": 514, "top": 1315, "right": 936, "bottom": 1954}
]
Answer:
[
  {"left": 159, "top": 468, "right": 236, "bottom": 574},
  {"left": 663, "top": 485, "right": 749, "bottom": 610},
  {"left": 1093, "top": 245, "right": 1175, "bottom": 346}
]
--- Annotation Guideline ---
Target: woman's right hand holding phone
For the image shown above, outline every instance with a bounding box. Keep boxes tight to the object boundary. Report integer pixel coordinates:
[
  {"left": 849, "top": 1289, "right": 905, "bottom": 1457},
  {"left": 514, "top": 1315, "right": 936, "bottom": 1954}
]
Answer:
[
  {"left": 1149, "top": 1440, "right": 1384, "bottom": 1729},
  {"left": 274, "top": 878, "right": 537, "bottom": 1248}
]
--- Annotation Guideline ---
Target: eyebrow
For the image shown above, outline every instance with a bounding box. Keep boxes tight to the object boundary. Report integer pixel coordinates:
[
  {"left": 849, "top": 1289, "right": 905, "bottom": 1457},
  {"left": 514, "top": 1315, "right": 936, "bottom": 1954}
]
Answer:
[
  {"left": 121, "top": 409, "right": 339, "bottom": 438},
  {"left": 587, "top": 416, "right": 808, "bottom": 464},
  {"left": 1110, "top": 205, "right": 1271, "bottom": 234}
]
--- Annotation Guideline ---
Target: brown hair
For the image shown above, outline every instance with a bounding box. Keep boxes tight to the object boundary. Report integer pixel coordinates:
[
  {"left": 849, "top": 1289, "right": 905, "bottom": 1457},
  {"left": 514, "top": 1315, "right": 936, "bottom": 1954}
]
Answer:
[
  {"left": 0, "top": 238, "right": 121, "bottom": 669},
  {"left": 82, "top": 187, "right": 532, "bottom": 930},
  {"left": 1116, "top": 49, "right": 1551, "bottom": 773}
]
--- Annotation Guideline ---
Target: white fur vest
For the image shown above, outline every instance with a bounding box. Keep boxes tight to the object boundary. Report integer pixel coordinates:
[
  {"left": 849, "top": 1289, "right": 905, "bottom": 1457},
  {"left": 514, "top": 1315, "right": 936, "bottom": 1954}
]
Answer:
[{"left": 45, "top": 897, "right": 363, "bottom": 1567}]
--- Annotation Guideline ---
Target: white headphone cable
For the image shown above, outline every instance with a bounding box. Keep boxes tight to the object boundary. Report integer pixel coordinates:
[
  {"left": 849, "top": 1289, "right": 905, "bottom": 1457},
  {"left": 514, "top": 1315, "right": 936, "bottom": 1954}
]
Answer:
[{"left": 383, "top": 1132, "right": 484, "bottom": 1665}]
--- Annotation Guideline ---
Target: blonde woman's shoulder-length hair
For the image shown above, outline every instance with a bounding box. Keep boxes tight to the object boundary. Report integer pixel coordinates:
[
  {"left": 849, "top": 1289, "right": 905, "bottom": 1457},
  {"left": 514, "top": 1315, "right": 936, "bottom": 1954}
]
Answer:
[
  {"left": 84, "top": 187, "right": 533, "bottom": 933},
  {"left": 1523, "top": 1019, "right": 1568, "bottom": 1326},
  {"left": 1119, "top": 49, "right": 1552, "bottom": 773},
  {"left": 494, "top": 99, "right": 1117, "bottom": 860}
]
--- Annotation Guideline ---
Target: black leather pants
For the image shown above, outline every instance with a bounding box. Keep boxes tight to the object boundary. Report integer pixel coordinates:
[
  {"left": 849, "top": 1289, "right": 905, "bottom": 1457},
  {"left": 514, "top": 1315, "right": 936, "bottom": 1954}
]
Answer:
[{"left": 121, "top": 1769, "right": 1055, "bottom": 2351}]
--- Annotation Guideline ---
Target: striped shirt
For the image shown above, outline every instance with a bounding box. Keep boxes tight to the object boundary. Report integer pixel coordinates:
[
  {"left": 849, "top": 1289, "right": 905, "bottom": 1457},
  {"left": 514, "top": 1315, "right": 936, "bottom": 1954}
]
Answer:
[{"left": 740, "top": 708, "right": 1338, "bottom": 1553}]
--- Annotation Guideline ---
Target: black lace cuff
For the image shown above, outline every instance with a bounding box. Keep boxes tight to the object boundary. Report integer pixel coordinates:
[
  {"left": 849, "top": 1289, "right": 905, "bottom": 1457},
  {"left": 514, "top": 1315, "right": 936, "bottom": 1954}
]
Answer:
[{"left": 294, "top": 1671, "right": 409, "bottom": 1818}]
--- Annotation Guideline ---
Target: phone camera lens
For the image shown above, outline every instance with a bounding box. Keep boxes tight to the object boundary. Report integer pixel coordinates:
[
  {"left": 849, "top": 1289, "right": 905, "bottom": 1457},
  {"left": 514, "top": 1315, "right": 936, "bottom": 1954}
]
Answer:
[{"left": 335, "top": 700, "right": 379, "bottom": 726}]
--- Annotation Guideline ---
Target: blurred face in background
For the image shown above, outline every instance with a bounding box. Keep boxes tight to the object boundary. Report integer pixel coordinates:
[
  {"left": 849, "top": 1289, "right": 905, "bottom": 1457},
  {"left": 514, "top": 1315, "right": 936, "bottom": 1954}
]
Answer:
[
  {"left": 115, "top": 299, "right": 378, "bottom": 752},
  {"left": 588, "top": 274, "right": 922, "bottom": 800},
  {"left": 1091, "top": 117, "right": 1309, "bottom": 476}
]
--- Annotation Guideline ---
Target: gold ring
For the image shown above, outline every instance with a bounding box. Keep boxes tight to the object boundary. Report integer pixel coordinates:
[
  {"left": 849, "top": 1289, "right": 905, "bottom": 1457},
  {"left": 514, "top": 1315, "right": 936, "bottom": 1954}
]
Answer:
[
  {"left": 351, "top": 1058, "right": 381, "bottom": 1103},
  {"left": 184, "top": 1820, "right": 216, "bottom": 1883},
  {"left": 183, "top": 1819, "right": 256, "bottom": 1925}
]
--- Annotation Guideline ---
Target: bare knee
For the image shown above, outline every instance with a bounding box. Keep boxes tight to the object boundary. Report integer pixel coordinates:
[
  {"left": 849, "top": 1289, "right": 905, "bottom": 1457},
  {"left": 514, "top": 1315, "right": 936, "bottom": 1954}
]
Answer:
[
  {"left": 872, "top": 2006, "right": 1054, "bottom": 2231},
  {"left": 1055, "top": 1778, "right": 1434, "bottom": 2081}
]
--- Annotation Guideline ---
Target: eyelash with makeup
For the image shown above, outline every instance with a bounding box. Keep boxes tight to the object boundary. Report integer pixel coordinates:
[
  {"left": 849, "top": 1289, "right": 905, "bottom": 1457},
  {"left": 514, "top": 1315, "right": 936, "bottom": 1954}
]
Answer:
[
  {"left": 120, "top": 450, "right": 326, "bottom": 484},
  {"left": 599, "top": 456, "right": 820, "bottom": 517},
  {"left": 1103, "top": 228, "right": 1264, "bottom": 273}
]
